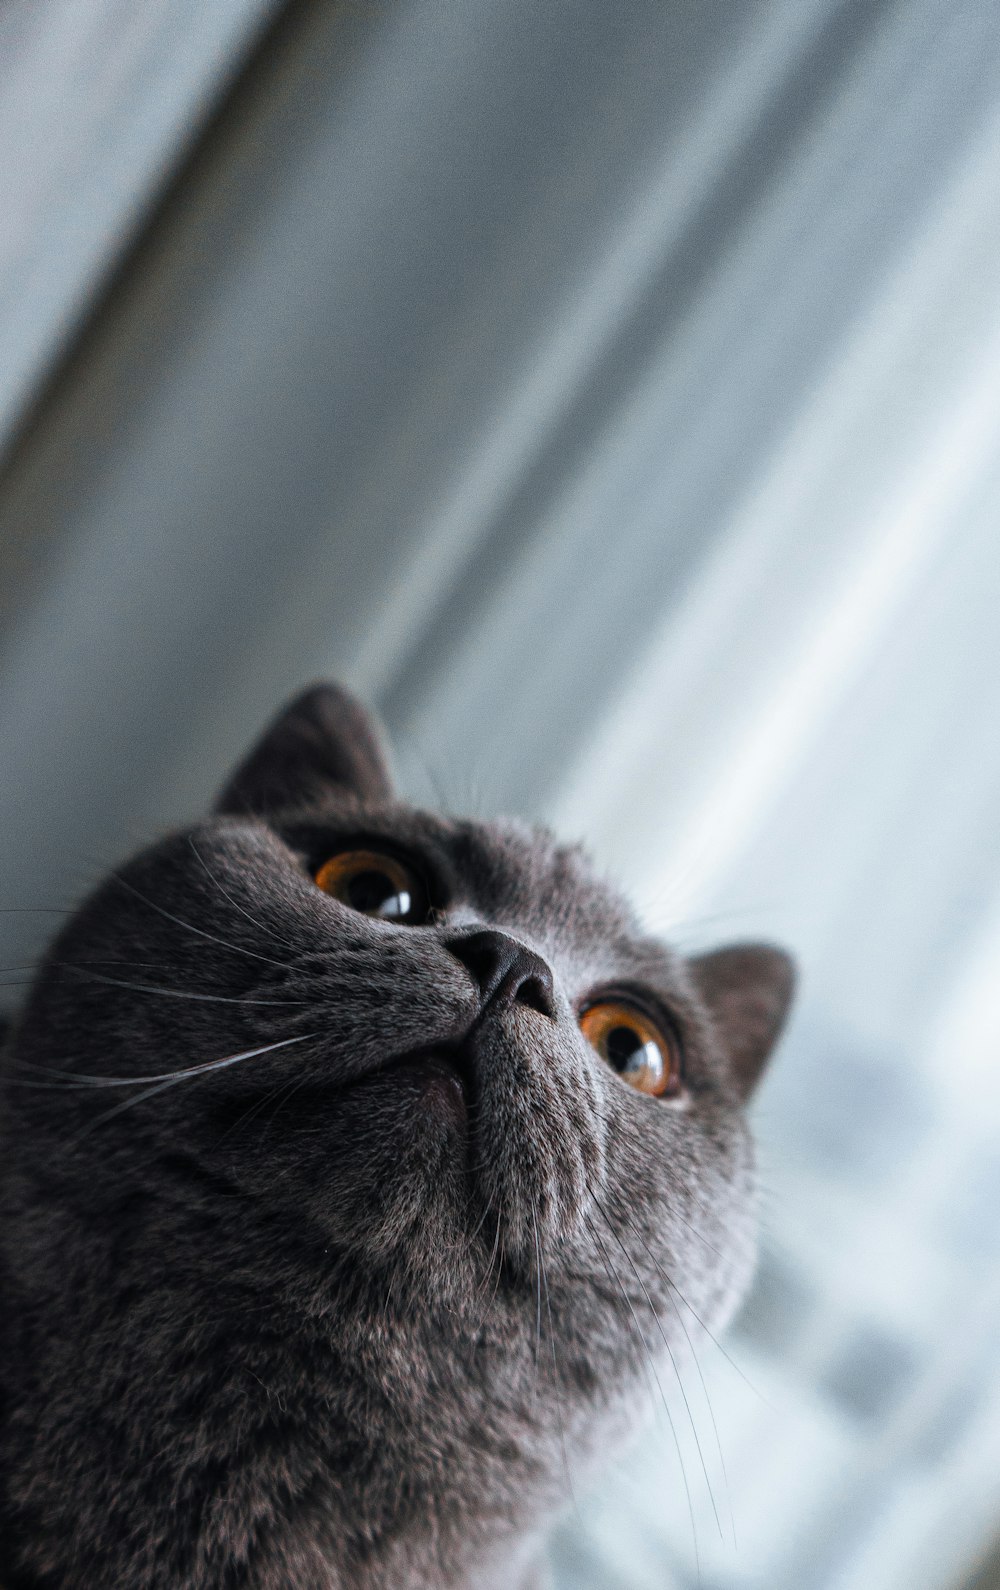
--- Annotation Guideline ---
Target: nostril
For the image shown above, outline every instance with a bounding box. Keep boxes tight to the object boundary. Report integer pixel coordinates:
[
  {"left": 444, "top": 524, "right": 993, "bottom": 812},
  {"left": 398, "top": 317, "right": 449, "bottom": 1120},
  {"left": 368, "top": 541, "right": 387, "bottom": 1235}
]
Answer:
[
  {"left": 448, "top": 930, "right": 505, "bottom": 993},
  {"left": 517, "top": 975, "right": 554, "bottom": 1018},
  {"left": 447, "top": 929, "right": 556, "bottom": 1021},
  {"left": 493, "top": 960, "right": 556, "bottom": 1021}
]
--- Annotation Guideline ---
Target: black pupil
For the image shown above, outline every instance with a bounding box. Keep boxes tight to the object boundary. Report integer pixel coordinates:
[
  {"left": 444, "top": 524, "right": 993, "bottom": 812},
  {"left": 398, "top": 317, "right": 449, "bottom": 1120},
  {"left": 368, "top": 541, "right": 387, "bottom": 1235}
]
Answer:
[
  {"left": 347, "top": 869, "right": 408, "bottom": 917},
  {"left": 605, "top": 1024, "right": 647, "bottom": 1074}
]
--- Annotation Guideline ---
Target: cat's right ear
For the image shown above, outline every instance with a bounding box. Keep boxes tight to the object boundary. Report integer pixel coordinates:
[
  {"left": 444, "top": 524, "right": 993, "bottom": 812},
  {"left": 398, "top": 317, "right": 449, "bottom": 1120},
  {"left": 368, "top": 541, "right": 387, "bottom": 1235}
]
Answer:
[
  {"left": 688, "top": 942, "right": 795, "bottom": 1101},
  {"left": 215, "top": 683, "right": 394, "bottom": 816}
]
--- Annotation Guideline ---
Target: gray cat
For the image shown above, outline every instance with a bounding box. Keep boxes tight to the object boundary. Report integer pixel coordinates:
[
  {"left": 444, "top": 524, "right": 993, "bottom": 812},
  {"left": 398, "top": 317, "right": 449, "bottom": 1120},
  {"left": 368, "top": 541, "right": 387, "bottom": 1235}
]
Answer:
[{"left": 0, "top": 684, "right": 793, "bottom": 1588}]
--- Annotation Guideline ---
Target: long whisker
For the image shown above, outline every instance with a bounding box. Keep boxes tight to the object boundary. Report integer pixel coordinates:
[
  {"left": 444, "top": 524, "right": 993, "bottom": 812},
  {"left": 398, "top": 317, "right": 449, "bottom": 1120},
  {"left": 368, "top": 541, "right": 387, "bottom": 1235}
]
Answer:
[
  {"left": 19, "top": 1034, "right": 313, "bottom": 1093},
  {"left": 48, "top": 964, "right": 303, "bottom": 1006},
  {"left": 584, "top": 1211, "right": 698, "bottom": 1575},
  {"left": 257, "top": 1072, "right": 321, "bottom": 1148},
  {"left": 605, "top": 1195, "right": 770, "bottom": 1408},
  {"left": 211, "top": 1073, "right": 309, "bottom": 1147},
  {"left": 188, "top": 838, "right": 285, "bottom": 949},
  {"left": 471, "top": 1213, "right": 504, "bottom": 1329},
  {"left": 0, "top": 959, "right": 180, "bottom": 972},
  {"left": 664, "top": 1291, "right": 736, "bottom": 1550},
  {"left": 534, "top": 1208, "right": 576, "bottom": 1512},
  {"left": 668, "top": 1278, "right": 774, "bottom": 1412},
  {"left": 591, "top": 1196, "right": 723, "bottom": 1544},
  {"left": 466, "top": 1183, "right": 496, "bottom": 1248},
  {"left": 65, "top": 1035, "right": 316, "bottom": 1145},
  {"left": 2, "top": 958, "right": 263, "bottom": 974},
  {"left": 664, "top": 1195, "right": 730, "bottom": 1266},
  {"left": 607, "top": 1201, "right": 736, "bottom": 1546},
  {"left": 530, "top": 1211, "right": 544, "bottom": 1407},
  {"left": 682, "top": 1178, "right": 743, "bottom": 1240},
  {"left": 107, "top": 873, "right": 292, "bottom": 969}
]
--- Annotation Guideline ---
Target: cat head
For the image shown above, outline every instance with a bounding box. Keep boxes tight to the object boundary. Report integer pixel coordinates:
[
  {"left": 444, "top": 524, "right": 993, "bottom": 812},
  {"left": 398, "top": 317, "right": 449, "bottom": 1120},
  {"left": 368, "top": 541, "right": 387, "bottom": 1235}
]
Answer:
[{"left": 8, "top": 685, "right": 793, "bottom": 1346}]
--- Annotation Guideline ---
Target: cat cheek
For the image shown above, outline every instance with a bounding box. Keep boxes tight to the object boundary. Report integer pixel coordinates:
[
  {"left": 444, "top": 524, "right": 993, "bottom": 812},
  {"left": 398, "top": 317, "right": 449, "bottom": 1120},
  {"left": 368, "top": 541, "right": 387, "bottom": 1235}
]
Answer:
[{"left": 239, "top": 1081, "right": 469, "bottom": 1262}]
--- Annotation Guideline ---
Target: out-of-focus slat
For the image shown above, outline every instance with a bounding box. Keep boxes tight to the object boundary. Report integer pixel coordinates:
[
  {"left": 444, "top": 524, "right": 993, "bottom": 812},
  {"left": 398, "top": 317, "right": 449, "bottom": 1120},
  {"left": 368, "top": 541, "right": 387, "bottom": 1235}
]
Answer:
[{"left": 0, "top": 0, "right": 282, "bottom": 449}]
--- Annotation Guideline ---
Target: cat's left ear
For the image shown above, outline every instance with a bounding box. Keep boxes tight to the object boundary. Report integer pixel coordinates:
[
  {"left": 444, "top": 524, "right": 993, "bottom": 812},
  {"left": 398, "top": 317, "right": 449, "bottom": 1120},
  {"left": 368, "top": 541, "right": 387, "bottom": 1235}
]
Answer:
[
  {"left": 688, "top": 943, "right": 795, "bottom": 1100},
  {"left": 215, "top": 683, "right": 394, "bottom": 815}
]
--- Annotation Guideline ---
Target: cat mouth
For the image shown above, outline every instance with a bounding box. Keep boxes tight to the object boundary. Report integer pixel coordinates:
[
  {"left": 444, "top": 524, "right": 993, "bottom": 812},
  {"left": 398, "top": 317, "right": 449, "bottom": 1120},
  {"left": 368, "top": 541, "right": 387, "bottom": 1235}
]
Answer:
[{"left": 376, "top": 1043, "right": 472, "bottom": 1127}]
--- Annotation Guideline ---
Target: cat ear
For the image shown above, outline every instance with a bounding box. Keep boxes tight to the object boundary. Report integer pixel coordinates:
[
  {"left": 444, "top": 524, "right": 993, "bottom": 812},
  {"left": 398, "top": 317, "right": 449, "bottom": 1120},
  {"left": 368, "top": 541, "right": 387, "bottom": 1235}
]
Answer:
[
  {"left": 688, "top": 943, "right": 795, "bottom": 1100},
  {"left": 215, "top": 683, "right": 394, "bottom": 815}
]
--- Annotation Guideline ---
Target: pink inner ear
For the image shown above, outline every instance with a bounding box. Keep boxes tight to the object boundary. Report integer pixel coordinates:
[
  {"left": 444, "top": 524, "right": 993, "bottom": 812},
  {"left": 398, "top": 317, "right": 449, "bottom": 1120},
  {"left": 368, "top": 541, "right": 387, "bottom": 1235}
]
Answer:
[
  {"left": 687, "top": 943, "right": 796, "bottom": 1099},
  {"left": 214, "top": 682, "right": 394, "bottom": 817}
]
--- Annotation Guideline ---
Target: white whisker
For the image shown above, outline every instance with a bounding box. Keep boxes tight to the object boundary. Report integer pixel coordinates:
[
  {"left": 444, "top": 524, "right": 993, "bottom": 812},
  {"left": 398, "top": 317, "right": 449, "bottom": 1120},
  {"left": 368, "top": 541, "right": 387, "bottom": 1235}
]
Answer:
[
  {"left": 64, "top": 1035, "right": 316, "bottom": 1145},
  {"left": 592, "top": 1195, "right": 724, "bottom": 1544},
  {"left": 188, "top": 837, "right": 285, "bottom": 950},
  {"left": 53, "top": 964, "right": 302, "bottom": 1006},
  {"left": 31, "top": 1034, "right": 314, "bottom": 1091},
  {"left": 108, "top": 873, "right": 292, "bottom": 969},
  {"left": 585, "top": 1210, "right": 699, "bottom": 1573}
]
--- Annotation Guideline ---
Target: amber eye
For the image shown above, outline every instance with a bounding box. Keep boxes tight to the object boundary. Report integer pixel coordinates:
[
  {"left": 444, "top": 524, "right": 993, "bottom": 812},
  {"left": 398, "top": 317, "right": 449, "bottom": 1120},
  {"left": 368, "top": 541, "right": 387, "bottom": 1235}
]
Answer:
[
  {"left": 314, "top": 850, "right": 427, "bottom": 924},
  {"left": 578, "top": 999, "right": 681, "bottom": 1097}
]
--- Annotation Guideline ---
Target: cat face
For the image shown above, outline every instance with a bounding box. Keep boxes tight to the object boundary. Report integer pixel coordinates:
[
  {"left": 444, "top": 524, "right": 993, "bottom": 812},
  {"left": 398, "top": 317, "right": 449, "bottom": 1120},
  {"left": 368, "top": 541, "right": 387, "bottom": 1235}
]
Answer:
[{"left": 11, "top": 685, "right": 792, "bottom": 1343}]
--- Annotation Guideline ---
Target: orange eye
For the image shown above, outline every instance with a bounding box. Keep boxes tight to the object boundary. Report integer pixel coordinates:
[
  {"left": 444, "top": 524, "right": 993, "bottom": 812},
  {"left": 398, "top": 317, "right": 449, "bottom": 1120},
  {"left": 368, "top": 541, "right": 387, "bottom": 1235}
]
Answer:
[
  {"left": 314, "top": 850, "right": 427, "bottom": 924},
  {"left": 578, "top": 999, "right": 681, "bottom": 1097}
]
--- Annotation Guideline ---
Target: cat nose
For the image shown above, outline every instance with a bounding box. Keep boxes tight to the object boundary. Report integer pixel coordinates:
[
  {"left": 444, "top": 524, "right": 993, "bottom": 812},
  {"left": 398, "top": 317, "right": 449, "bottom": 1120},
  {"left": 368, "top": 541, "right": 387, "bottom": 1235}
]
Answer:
[{"left": 447, "top": 929, "right": 556, "bottom": 1021}]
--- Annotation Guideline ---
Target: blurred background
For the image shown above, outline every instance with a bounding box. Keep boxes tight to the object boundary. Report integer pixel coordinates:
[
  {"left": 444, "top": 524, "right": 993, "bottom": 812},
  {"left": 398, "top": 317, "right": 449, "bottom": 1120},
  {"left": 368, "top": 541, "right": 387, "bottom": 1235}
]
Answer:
[{"left": 3, "top": 0, "right": 1000, "bottom": 1585}]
